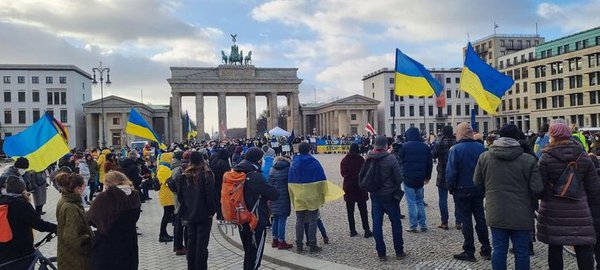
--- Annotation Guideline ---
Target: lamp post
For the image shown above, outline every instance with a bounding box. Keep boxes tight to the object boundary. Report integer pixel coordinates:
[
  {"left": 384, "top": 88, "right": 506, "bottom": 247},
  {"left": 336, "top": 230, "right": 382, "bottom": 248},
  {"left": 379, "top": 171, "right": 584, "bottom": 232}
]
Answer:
[{"left": 91, "top": 61, "right": 112, "bottom": 148}]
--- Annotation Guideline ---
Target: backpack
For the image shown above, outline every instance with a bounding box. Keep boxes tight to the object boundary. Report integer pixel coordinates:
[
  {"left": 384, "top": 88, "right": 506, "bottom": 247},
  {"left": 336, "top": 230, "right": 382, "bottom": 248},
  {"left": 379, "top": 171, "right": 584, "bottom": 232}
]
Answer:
[
  {"left": 221, "top": 170, "right": 260, "bottom": 231},
  {"left": 0, "top": 204, "right": 12, "bottom": 243},
  {"left": 551, "top": 153, "right": 584, "bottom": 200},
  {"left": 358, "top": 158, "right": 384, "bottom": 192}
]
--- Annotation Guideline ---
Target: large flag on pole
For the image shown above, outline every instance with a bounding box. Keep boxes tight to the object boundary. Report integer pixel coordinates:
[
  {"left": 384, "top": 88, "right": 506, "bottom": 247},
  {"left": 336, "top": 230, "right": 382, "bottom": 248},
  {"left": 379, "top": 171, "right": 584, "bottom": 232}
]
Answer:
[
  {"left": 2, "top": 113, "right": 70, "bottom": 172},
  {"left": 125, "top": 108, "right": 166, "bottom": 149},
  {"left": 460, "top": 42, "right": 514, "bottom": 115},
  {"left": 185, "top": 111, "right": 197, "bottom": 140},
  {"left": 394, "top": 49, "right": 443, "bottom": 97},
  {"left": 365, "top": 123, "right": 377, "bottom": 135}
]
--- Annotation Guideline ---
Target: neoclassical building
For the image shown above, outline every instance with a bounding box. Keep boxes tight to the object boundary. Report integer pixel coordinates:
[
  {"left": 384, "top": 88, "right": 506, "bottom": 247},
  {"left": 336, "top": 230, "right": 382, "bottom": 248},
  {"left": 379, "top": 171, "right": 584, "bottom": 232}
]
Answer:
[
  {"left": 82, "top": 95, "right": 170, "bottom": 148},
  {"left": 301, "top": 94, "right": 380, "bottom": 136}
]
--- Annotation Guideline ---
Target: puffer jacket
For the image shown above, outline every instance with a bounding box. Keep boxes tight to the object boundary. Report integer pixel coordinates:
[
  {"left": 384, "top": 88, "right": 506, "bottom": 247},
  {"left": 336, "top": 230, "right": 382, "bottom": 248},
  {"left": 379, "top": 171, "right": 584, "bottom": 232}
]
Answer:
[
  {"left": 366, "top": 149, "right": 403, "bottom": 199},
  {"left": 157, "top": 153, "right": 174, "bottom": 207},
  {"left": 446, "top": 138, "right": 485, "bottom": 196},
  {"left": 57, "top": 192, "right": 93, "bottom": 270},
  {"left": 97, "top": 149, "right": 111, "bottom": 184},
  {"left": 268, "top": 157, "right": 291, "bottom": 216},
  {"left": 536, "top": 140, "right": 600, "bottom": 245},
  {"left": 474, "top": 137, "right": 543, "bottom": 230},
  {"left": 398, "top": 127, "right": 433, "bottom": 189},
  {"left": 432, "top": 136, "right": 456, "bottom": 187},
  {"left": 340, "top": 152, "right": 368, "bottom": 202}
]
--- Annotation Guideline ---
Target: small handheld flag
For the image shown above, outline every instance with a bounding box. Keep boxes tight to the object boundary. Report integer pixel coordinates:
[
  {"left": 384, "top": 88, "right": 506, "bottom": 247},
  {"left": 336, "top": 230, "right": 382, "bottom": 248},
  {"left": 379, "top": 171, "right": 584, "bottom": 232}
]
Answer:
[
  {"left": 365, "top": 123, "right": 377, "bottom": 135},
  {"left": 125, "top": 108, "right": 166, "bottom": 149},
  {"left": 394, "top": 49, "right": 443, "bottom": 97},
  {"left": 460, "top": 43, "right": 514, "bottom": 115},
  {"left": 2, "top": 113, "right": 70, "bottom": 172}
]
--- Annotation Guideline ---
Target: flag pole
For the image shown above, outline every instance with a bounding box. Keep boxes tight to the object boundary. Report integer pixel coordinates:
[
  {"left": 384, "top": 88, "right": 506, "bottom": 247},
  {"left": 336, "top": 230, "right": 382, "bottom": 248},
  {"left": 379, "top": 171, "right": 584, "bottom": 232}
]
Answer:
[{"left": 423, "top": 97, "right": 426, "bottom": 134}]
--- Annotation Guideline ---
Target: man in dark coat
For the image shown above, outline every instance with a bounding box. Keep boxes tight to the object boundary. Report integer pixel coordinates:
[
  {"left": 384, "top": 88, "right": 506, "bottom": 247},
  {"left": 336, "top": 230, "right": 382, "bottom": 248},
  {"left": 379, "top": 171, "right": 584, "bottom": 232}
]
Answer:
[
  {"left": 432, "top": 125, "right": 459, "bottom": 230},
  {"left": 446, "top": 122, "right": 491, "bottom": 262},
  {"left": 340, "top": 143, "right": 372, "bottom": 238},
  {"left": 0, "top": 157, "right": 31, "bottom": 192},
  {"left": 209, "top": 149, "right": 231, "bottom": 221},
  {"left": 120, "top": 150, "right": 142, "bottom": 192}
]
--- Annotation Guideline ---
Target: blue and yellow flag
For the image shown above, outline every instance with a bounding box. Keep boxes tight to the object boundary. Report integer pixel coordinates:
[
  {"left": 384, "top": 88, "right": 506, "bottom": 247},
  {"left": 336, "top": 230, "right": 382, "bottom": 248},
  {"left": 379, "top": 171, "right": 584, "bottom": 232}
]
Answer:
[
  {"left": 460, "top": 42, "right": 514, "bottom": 115},
  {"left": 125, "top": 108, "right": 166, "bottom": 149},
  {"left": 2, "top": 113, "right": 70, "bottom": 172},
  {"left": 394, "top": 49, "right": 443, "bottom": 97},
  {"left": 288, "top": 154, "right": 344, "bottom": 211}
]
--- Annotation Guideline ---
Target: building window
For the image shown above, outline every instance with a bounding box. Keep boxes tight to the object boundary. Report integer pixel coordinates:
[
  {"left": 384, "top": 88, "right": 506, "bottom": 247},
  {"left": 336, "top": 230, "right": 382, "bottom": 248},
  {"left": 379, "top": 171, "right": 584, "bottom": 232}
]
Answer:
[
  {"left": 32, "top": 91, "right": 39, "bottom": 102},
  {"left": 445, "top": 77, "right": 451, "bottom": 84},
  {"left": 3, "top": 91, "right": 10, "bottom": 102},
  {"left": 372, "top": 93, "right": 374, "bottom": 98},
  {"left": 446, "top": 105, "right": 452, "bottom": 115},
  {"left": 591, "top": 72, "right": 599, "bottom": 86},
  {"left": 54, "top": 92, "right": 59, "bottom": 105},
  {"left": 47, "top": 92, "right": 53, "bottom": 105},
  {"left": 456, "top": 105, "right": 461, "bottom": 116},
  {"left": 409, "top": 105, "right": 414, "bottom": 117},
  {"left": 400, "top": 106, "right": 405, "bottom": 117},
  {"left": 18, "top": 91, "right": 25, "bottom": 102},
  {"left": 61, "top": 92, "right": 66, "bottom": 105},
  {"left": 4, "top": 110, "right": 12, "bottom": 124},
  {"left": 32, "top": 76, "right": 39, "bottom": 84},
  {"left": 113, "top": 117, "right": 120, "bottom": 125},
  {"left": 515, "top": 83, "right": 520, "bottom": 93},
  {"left": 18, "top": 110, "right": 26, "bottom": 124},
  {"left": 569, "top": 93, "right": 584, "bottom": 106},
  {"left": 576, "top": 41, "right": 581, "bottom": 50},
  {"left": 3, "top": 76, "right": 10, "bottom": 84},
  {"left": 516, "top": 98, "right": 520, "bottom": 110},
  {"left": 524, "top": 97, "right": 528, "bottom": 109},
  {"left": 523, "top": 82, "right": 528, "bottom": 92},
  {"left": 465, "top": 104, "right": 470, "bottom": 115},
  {"left": 389, "top": 90, "right": 394, "bottom": 102},
  {"left": 46, "top": 76, "right": 53, "bottom": 84},
  {"left": 509, "top": 99, "right": 513, "bottom": 111},
  {"left": 419, "top": 105, "right": 424, "bottom": 117},
  {"left": 32, "top": 109, "right": 40, "bottom": 122},
  {"left": 351, "top": 114, "right": 357, "bottom": 120},
  {"left": 17, "top": 76, "right": 25, "bottom": 84},
  {"left": 60, "top": 109, "right": 68, "bottom": 123},
  {"left": 390, "top": 106, "right": 396, "bottom": 117},
  {"left": 59, "top": 77, "right": 67, "bottom": 84},
  {"left": 446, "top": 90, "right": 451, "bottom": 99},
  {"left": 428, "top": 105, "right": 433, "bottom": 116},
  {"left": 464, "top": 92, "right": 469, "bottom": 98},
  {"left": 371, "top": 82, "right": 374, "bottom": 89},
  {"left": 502, "top": 100, "right": 506, "bottom": 111},
  {"left": 455, "top": 77, "right": 460, "bottom": 84},
  {"left": 46, "top": 109, "right": 53, "bottom": 117},
  {"left": 593, "top": 114, "right": 598, "bottom": 128},
  {"left": 474, "top": 104, "right": 479, "bottom": 115}
]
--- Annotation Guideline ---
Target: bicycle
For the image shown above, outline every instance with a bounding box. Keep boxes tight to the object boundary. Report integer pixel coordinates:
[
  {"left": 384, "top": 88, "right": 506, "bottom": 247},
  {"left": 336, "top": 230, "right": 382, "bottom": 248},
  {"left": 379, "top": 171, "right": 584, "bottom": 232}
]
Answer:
[{"left": 0, "top": 233, "right": 57, "bottom": 270}]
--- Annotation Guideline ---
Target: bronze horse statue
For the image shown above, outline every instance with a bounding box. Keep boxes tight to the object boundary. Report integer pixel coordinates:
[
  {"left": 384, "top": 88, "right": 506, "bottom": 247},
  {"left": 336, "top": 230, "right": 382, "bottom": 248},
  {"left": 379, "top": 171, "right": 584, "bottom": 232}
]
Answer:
[
  {"left": 221, "top": 50, "right": 228, "bottom": 64},
  {"left": 244, "top": 51, "right": 252, "bottom": 65}
]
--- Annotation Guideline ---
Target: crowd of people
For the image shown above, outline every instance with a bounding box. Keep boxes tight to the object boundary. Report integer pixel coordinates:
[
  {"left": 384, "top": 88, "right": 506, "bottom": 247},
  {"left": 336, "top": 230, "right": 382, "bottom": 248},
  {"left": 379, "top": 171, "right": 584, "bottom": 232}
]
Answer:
[{"left": 1, "top": 119, "right": 600, "bottom": 270}]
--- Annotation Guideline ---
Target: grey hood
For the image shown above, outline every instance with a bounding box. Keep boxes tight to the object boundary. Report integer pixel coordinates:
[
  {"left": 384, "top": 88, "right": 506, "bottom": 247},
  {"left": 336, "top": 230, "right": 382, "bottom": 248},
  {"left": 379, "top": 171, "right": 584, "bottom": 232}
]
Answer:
[{"left": 490, "top": 137, "right": 523, "bottom": 160}]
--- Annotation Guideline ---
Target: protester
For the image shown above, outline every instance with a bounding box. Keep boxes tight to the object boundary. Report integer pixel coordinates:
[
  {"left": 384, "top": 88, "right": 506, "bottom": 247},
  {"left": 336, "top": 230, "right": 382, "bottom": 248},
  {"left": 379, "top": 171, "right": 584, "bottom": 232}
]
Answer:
[
  {"left": 28, "top": 171, "right": 48, "bottom": 215},
  {"left": 96, "top": 148, "right": 111, "bottom": 191},
  {"left": 0, "top": 176, "right": 56, "bottom": 269},
  {"left": 261, "top": 146, "right": 276, "bottom": 180},
  {"left": 88, "top": 171, "right": 141, "bottom": 270},
  {"left": 85, "top": 154, "right": 99, "bottom": 201},
  {"left": 76, "top": 154, "right": 91, "bottom": 205},
  {"left": 446, "top": 122, "right": 491, "bottom": 262},
  {"left": 398, "top": 127, "right": 432, "bottom": 233},
  {"left": 55, "top": 172, "right": 94, "bottom": 270},
  {"left": 340, "top": 143, "right": 372, "bottom": 238},
  {"left": 269, "top": 156, "right": 293, "bottom": 249},
  {"left": 231, "top": 146, "right": 244, "bottom": 166},
  {"left": 120, "top": 150, "right": 143, "bottom": 195},
  {"left": 534, "top": 123, "right": 550, "bottom": 158},
  {"left": 157, "top": 152, "right": 175, "bottom": 243},
  {"left": 474, "top": 124, "right": 543, "bottom": 269},
  {"left": 233, "top": 147, "right": 279, "bottom": 269},
  {"left": 169, "top": 151, "right": 188, "bottom": 255},
  {"left": 571, "top": 124, "right": 590, "bottom": 152},
  {"left": 0, "top": 157, "right": 30, "bottom": 192},
  {"left": 363, "top": 136, "right": 406, "bottom": 261},
  {"left": 432, "top": 125, "right": 460, "bottom": 230},
  {"left": 209, "top": 148, "right": 231, "bottom": 221},
  {"left": 537, "top": 121, "right": 600, "bottom": 269}
]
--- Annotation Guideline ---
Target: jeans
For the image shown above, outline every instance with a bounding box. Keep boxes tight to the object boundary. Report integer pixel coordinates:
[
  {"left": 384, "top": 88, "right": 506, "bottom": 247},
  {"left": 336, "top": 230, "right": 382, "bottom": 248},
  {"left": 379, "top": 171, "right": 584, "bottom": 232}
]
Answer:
[
  {"left": 548, "top": 244, "right": 594, "bottom": 270},
  {"left": 239, "top": 224, "right": 266, "bottom": 270},
  {"left": 295, "top": 210, "right": 319, "bottom": 247},
  {"left": 454, "top": 193, "right": 491, "bottom": 256},
  {"left": 346, "top": 200, "right": 370, "bottom": 233},
  {"left": 404, "top": 184, "right": 427, "bottom": 230},
  {"left": 160, "top": 205, "right": 175, "bottom": 237},
  {"left": 371, "top": 195, "right": 404, "bottom": 257},
  {"left": 272, "top": 215, "right": 288, "bottom": 242},
  {"left": 186, "top": 220, "right": 211, "bottom": 270},
  {"left": 491, "top": 227, "right": 530, "bottom": 270},
  {"left": 438, "top": 186, "right": 460, "bottom": 225},
  {"left": 304, "top": 218, "right": 328, "bottom": 241}
]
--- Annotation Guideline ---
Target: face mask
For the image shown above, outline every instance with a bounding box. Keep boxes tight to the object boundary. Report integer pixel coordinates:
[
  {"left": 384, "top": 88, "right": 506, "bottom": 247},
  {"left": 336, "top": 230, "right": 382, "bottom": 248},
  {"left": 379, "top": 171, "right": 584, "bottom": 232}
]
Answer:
[{"left": 18, "top": 169, "right": 26, "bottom": 175}]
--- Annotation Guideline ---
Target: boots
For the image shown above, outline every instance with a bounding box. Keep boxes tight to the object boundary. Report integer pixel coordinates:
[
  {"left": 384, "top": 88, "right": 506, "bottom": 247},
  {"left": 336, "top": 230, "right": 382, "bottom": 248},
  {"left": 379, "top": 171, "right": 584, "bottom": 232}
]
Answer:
[
  {"left": 277, "top": 241, "right": 293, "bottom": 250},
  {"left": 271, "top": 239, "right": 279, "bottom": 248}
]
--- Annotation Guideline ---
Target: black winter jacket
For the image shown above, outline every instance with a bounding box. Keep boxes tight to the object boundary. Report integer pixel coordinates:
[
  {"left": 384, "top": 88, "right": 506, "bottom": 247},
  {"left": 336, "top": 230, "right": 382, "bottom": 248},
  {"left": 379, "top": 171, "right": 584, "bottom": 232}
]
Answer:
[
  {"left": 432, "top": 136, "right": 456, "bottom": 187},
  {"left": 366, "top": 149, "right": 403, "bottom": 199},
  {"left": 399, "top": 128, "right": 433, "bottom": 188},
  {"left": 177, "top": 170, "right": 217, "bottom": 224},
  {"left": 233, "top": 160, "right": 279, "bottom": 229}
]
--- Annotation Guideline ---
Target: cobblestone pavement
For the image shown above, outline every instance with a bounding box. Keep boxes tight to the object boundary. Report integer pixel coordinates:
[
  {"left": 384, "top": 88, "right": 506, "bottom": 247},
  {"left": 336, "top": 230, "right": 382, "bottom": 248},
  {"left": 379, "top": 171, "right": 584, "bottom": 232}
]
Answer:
[
  {"left": 267, "top": 154, "right": 578, "bottom": 270},
  {"left": 0, "top": 163, "right": 289, "bottom": 270}
]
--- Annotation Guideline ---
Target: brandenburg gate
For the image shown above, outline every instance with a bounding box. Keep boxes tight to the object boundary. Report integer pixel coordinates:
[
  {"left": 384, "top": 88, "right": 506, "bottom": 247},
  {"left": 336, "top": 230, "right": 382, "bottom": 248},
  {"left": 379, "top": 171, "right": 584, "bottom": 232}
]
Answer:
[{"left": 167, "top": 35, "right": 302, "bottom": 141}]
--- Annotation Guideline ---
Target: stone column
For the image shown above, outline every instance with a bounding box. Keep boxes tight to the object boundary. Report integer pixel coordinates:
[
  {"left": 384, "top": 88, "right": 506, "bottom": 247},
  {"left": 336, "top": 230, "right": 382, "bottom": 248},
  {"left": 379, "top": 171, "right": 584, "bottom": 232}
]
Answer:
[
  {"left": 268, "top": 92, "right": 278, "bottom": 128},
  {"left": 290, "top": 93, "right": 301, "bottom": 132},
  {"left": 302, "top": 114, "right": 308, "bottom": 136},
  {"left": 103, "top": 112, "right": 110, "bottom": 146},
  {"left": 218, "top": 92, "right": 227, "bottom": 138},
  {"left": 287, "top": 93, "right": 293, "bottom": 132},
  {"left": 317, "top": 114, "right": 321, "bottom": 135},
  {"left": 121, "top": 112, "right": 128, "bottom": 147},
  {"left": 346, "top": 110, "right": 352, "bottom": 136},
  {"left": 333, "top": 110, "right": 339, "bottom": 136},
  {"left": 171, "top": 93, "right": 182, "bottom": 142},
  {"left": 163, "top": 116, "right": 169, "bottom": 144},
  {"left": 373, "top": 109, "right": 379, "bottom": 135},
  {"left": 195, "top": 93, "right": 204, "bottom": 140},
  {"left": 246, "top": 93, "right": 256, "bottom": 138},
  {"left": 86, "top": 113, "right": 93, "bottom": 148},
  {"left": 324, "top": 112, "right": 329, "bottom": 135},
  {"left": 362, "top": 109, "right": 368, "bottom": 136}
]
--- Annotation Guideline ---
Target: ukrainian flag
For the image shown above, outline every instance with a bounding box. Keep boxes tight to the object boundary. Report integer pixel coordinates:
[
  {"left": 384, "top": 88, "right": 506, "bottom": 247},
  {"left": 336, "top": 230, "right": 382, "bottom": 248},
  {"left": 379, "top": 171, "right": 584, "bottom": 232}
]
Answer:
[
  {"left": 394, "top": 49, "right": 443, "bottom": 96},
  {"left": 288, "top": 154, "right": 344, "bottom": 211},
  {"left": 125, "top": 108, "right": 166, "bottom": 149},
  {"left": 460, "top": 42, "right": 514, "bottom": 115},
  {"left": 2, "top": 113, "right": 70, "bottom": 172}
]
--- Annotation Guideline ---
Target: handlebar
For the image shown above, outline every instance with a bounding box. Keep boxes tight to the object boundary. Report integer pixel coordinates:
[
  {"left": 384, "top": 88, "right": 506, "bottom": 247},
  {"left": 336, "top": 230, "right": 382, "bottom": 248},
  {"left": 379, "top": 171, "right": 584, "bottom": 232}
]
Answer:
[{"left": 34, "top": 232, "right": 56, "bottom": 248}]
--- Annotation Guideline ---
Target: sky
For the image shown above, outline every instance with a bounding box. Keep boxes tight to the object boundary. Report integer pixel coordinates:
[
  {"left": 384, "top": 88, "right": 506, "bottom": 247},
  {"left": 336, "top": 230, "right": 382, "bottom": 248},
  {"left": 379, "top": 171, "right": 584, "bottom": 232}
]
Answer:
[{"left": 1, "top": 0, "right": 599, "bottom": 131}]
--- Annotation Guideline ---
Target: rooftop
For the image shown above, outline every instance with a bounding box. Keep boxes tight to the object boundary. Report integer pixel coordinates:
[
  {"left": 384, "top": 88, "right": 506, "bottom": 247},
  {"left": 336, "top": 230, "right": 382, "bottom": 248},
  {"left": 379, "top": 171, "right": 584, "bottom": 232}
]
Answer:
[
  {"left": 471, "top": 33, "right": 542, "bottom": 44},
  {"left": 0, "top": 64, "right": 93, "bottom": 79},
  {"left": 362, "top": 67, "right": 461, "bottom": 80}
]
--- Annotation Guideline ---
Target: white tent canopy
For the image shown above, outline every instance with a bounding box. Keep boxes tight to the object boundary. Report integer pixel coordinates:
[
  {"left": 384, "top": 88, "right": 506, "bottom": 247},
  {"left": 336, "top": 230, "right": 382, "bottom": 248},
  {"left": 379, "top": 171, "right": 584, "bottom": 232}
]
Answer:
[{"left": 268, "top": 126, "right": 291, "bottom": 137}]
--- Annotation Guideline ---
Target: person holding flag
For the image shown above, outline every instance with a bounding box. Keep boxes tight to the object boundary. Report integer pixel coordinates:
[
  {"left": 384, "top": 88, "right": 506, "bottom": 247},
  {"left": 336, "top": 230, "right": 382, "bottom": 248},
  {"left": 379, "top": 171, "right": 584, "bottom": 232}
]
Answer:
[{"left": 125, "top": 108, "right": 167, "bottom": 150}]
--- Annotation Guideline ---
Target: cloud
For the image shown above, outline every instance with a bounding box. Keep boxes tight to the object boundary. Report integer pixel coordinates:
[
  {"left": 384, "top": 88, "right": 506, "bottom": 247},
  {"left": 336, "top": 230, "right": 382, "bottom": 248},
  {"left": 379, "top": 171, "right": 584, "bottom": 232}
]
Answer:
[{"left": 537, "top": 1, "right": 600, "bottom": 33}]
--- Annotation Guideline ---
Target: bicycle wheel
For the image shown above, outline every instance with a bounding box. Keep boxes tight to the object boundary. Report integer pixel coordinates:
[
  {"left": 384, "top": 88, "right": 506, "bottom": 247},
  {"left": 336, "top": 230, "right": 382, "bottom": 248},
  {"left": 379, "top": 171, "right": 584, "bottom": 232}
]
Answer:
[{"left": 563, "top": 245, "right": 576, "bottom": 256}]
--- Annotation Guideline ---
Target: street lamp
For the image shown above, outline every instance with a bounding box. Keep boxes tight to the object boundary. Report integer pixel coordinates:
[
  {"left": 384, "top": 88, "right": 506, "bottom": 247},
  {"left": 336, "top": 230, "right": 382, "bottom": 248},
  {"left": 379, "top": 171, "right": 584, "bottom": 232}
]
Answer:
[{"left": 91, "top": 61, "right": 112, "bottom": 148}]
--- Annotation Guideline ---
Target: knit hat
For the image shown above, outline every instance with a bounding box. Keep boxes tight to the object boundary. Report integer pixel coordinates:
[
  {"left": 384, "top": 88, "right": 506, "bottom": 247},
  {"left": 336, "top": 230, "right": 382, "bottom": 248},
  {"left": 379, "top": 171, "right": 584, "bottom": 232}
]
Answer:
[
  {"left": 264, "top": 148, "right": 276, "bottom": 158},
  {"left": 298, "top": 142, "right": 311, "bottom": 154},
  {"left": 5, "top": 176, "right": 26, "bottom": 194},
  {"left": 173, "top": 151, "right": 184, "bottom": 160},
  {"left": 456, "top": 122, "right": 474, "bottom": 141},
  {"left": 549, "top": 122, "right": 572, "bottom": 140},
  {"left": 374, "top": 135, "right": 388, "bottom": 149},
  {"left": 245, "top": 147, "right": 264, "bottom": 163},
  {"left": 442, "top": 125, "right": 453, "bottom": 137},
  {"left": 499, "top": 124, "right": 521, "bottom": 140},
  {"left": 14, "top": 157, "right": 29, "bottom": 169},
  {"left": 349, "top": 143, "right": 360, "bottom": 154}
]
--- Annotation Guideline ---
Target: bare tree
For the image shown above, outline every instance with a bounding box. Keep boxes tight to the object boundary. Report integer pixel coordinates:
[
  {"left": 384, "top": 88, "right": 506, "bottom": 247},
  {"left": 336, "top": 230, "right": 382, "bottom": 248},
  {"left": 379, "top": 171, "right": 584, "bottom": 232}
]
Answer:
[{"left": 256, "top": 107, "right": 288, "bottom": 135}]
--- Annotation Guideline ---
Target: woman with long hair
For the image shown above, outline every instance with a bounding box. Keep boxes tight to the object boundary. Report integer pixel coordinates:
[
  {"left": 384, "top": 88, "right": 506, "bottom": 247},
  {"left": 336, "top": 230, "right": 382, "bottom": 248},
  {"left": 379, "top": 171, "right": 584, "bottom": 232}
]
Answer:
[
  {"left": 537, "top": 121, "right": 600, "bottom": 269},
  {"left": 55, "top": 172, "right": 93, "bottom": 270},
  {"left": 88, "top": 171, "right": 141, "bottom": 270},
  {"left": 177, "top": 151, "right": 216, "bottom": 270}
]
